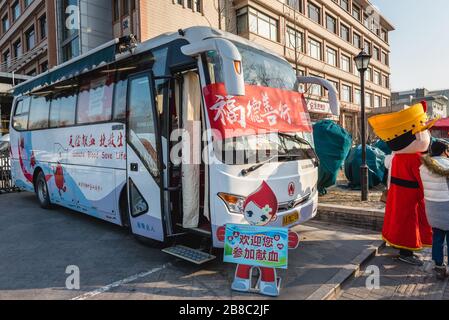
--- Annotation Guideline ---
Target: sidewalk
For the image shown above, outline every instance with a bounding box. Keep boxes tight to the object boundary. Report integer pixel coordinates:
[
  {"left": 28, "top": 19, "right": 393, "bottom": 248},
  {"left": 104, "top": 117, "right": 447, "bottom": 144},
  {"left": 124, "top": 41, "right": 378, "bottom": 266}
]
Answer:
[{"left": 336, "top": 247, "right": 449, "bottom": 300}]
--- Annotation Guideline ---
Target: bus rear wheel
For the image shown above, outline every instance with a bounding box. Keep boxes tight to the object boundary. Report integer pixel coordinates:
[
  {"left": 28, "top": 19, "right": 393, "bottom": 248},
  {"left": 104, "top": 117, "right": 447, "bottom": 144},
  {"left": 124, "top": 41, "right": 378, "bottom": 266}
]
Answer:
[{"left": 35, "top": 172, "right": 51, "bottom": 209}]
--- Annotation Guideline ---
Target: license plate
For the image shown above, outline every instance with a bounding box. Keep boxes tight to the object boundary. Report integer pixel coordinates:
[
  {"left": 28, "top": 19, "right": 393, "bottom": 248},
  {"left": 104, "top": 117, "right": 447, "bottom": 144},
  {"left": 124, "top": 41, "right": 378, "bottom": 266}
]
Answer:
[{"left": 283, "top": 211, "right": 300, "bottom": 226}]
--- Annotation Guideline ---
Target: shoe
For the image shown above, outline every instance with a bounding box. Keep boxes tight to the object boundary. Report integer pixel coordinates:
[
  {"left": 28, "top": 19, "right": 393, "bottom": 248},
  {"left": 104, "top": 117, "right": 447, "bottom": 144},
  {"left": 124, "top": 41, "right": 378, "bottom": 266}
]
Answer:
[
  {"left": 398, "top": 255, "right": 424, "bottom": 266},
  {"left": 435, "top": 265, "right": 448, "bottom": 280},
  {"left": 231, "top": 277, "right": 251, "bottom": 293},
  {"left": 259, "top": 280, "right": 280, "bottom": 297}
]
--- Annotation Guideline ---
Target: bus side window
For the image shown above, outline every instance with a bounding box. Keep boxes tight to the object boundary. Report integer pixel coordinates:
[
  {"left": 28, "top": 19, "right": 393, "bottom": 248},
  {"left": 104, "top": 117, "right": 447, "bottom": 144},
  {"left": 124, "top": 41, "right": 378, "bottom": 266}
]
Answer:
[
  {"left": 50, "top": 92, "right": 77, "bottom": 128},
  {"left": 77, "top": 75, "right": 114, "bottom": 124},
  {"left": 28, "top": 96, "right": 50, "bottom": 130},
  {"left": 113, "top": 78, "right": 128, "bottom": 121},
  {"left": 12, "top": 97, "right": 31, "bottom": 131}
]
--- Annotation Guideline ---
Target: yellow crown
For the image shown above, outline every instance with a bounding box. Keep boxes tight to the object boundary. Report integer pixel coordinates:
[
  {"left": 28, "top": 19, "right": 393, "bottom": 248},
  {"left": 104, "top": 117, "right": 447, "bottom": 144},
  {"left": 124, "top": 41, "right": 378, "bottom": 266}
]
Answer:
[{"left": 368, "top": 102, "right": 439, "bottom": 141}]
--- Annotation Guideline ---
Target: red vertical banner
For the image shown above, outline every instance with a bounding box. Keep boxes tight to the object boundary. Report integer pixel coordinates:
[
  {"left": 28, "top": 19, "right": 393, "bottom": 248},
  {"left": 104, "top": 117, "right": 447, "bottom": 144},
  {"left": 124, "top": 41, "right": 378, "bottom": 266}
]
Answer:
[{"left": 203, "top": 83, "right": 312, "bottom": 140}]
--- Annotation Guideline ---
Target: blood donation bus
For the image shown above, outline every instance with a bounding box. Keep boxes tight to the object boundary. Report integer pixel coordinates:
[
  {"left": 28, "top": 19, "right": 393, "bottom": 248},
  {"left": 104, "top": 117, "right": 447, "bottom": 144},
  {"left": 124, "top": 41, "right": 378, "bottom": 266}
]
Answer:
[{"left": 10, "top": 27, "right": 339, "bottom": 262}]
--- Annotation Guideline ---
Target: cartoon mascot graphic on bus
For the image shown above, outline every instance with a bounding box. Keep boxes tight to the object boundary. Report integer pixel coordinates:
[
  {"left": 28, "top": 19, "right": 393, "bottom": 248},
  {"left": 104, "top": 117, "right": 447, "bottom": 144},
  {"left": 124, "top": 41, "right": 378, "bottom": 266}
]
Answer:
[{"left": 217, "top": 182, "right": 300, "bottom": 297}]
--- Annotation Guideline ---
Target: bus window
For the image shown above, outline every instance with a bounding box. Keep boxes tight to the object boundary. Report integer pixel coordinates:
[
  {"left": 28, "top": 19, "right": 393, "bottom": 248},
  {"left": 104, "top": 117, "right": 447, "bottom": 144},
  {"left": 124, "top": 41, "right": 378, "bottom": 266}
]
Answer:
[
  {"left": 49, "top": 92, "right": 77, "bottom": 128},
  {"left": 28, "top": 96, "right": 51, "bottom": 130},
  {"left": 77, "top": 75, "right": 114, "bottom": 124},
  {"left": 13, "top": 98, "right": 31, "bottom": 131},
  {"left": 113, "top": 78, "right": 128, "bottom": 120},
  {"left": 128, "top": 75, "right": 159, "bottom": 178}
]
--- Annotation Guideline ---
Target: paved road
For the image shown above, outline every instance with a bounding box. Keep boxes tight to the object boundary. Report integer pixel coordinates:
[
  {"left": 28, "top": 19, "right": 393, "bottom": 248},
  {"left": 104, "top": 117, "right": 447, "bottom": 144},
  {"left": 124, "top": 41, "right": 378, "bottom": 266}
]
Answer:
[
  {"left": 336, "top": 247, "right": 449, "bottom": 300},
  {"left": 0, "top": 192, "right": 381, "bottom": 300}
]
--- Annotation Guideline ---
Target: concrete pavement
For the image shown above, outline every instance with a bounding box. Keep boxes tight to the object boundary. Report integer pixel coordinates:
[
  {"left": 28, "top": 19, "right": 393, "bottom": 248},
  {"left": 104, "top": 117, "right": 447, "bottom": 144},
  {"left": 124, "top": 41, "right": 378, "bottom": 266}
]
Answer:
[
  {"left": 0, "top": 192, "right": 383, "bottom": 300},
  {"left": 336, "top": 247, "right": 449, "bottom": 300}
]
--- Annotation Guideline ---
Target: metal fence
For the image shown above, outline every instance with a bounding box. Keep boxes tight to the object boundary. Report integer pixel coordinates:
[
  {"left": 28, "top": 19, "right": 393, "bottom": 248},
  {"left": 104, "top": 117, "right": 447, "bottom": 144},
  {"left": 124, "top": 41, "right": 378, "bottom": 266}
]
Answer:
[{"left": 0, "top": 151, "right": 16, "bottom": 193}]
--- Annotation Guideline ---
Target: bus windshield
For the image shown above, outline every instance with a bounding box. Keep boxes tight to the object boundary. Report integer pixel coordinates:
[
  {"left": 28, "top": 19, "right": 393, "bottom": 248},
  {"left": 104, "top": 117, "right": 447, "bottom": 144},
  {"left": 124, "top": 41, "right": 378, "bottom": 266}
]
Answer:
[{"left": 206, "top": 41, "right": 314, "bottom": 165}]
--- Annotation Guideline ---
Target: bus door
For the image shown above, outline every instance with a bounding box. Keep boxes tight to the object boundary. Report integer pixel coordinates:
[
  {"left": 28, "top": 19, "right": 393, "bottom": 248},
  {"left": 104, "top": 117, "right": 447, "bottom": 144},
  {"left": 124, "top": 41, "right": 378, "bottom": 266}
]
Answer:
[{"left": 126, "top": 72, "right": 165, "bottom": 242}]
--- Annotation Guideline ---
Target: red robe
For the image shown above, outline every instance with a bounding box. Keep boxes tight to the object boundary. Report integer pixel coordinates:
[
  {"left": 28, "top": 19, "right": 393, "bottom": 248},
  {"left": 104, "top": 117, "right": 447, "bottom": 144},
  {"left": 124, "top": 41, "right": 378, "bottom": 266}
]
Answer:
[{"left": 384, "top": 153, "right": 432, "bottom": 251}]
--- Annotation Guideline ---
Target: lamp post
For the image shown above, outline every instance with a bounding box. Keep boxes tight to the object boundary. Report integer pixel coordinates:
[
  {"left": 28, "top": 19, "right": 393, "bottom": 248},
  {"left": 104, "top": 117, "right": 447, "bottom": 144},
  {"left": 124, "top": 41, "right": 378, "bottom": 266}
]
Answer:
[{"left": 354, "top": 50, "right": 371, "bottom": 202}]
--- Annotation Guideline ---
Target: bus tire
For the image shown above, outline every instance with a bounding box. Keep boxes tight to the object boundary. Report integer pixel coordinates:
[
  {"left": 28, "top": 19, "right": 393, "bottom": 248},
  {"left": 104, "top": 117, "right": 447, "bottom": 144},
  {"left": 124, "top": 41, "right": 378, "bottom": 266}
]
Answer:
[{"left": 35, "top": 171, "right": 52, "bottom": 209}]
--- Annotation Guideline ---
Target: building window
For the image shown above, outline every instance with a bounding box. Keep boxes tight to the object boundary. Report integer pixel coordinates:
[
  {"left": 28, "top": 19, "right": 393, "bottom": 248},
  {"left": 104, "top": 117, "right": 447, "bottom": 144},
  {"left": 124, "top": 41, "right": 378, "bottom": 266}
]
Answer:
[
  {"left": 365, "top": 67, "right": 372, "bottom": 82},
  {"left": 353, "top": 32, "right": 361, "bottom": 49},
  {"left": 62, "top": 38, "right": 80, "bottom": 62},
  {"left": 326, "top": 47, "right": 337, "bottom": 66},
  {"left": 3, "top": 50, "right": 11, "bottom": 68},
  {"left": 195, "top": 0, "right": 202, "bottom": 13},
  {"left": 13, "top": 39, "right": 22, "bottom": 58},
  {"left": 286, "top": 0, "right": 301, "bottom": 12},
  {"left": 374, "top": 70, "right": 380, "bottom": 85},
  {"left": 341, "top": 54, "right": 350, "bottom": 72},
  {"left": 187, "top": 0, "right": 193, "bottom": 9},
  {"left": 244, "top": 7, "right": 278, "bottom": 41},
  {"left": 12, "top": 1, "right": 21, "bottom": 22},
  {"left": 39, "top": 15, "right": 47, "bottom": 39},
  {"left": 2, "top": 15, "right": 9, "bottom": 34},
  {"left": 342, "top": 85, "right": 351, "bottom": 102},
  {"left": 374, "top": 95, "right": 381, "bottom": 108},
  {"left": 352, "top": 5, "right": 361, "bottom": 21},
  {"left": 365, "top": 93, "right": 372, "bottom": 108},
  {"left": 40, "top": 60, "right": 48, "bottom": 72},
  {"left": 310, "top": 82, "right": 322, "bottom": 96},
  {"left": 364, "top": 40, "right": 371, "bottom": 54},
  {"left": 381, "top": 51, "right": 389, "bottom": 65},
  {"left": 25, "top": 26, "right": 35, "bottom": 51},
  {"left": 286, "top": 27, "right": 303, "bottom": 51},
  {"left": 373, "top": 46, "right": 380, "bottom": 60},
  {"left": 326, "top": 14, "right": 337, "bottom": 34},
  {"left": 382, "top": 74, "right": 389, "bottom": 88},
  {"left": 25, "top": 0, "right": 33, "bottom": 7},
  {"left": 381, "top": 29, "right": 388, "bottom": 42},
  {"left": 308, "top": 38, "right": 322, "bottom": 60},
  {"left": 340, "top": 23, "right": 349, "bottom": 42},
  {"left": 308, "top": 3, "right": 321, "bottom": 24},
  {"left": 61, "top": 0, "right": 80, "bottom": 62},
  {"left": 341, "top": 0, "right": 349, "bottom": 11},
  {"left": 364, "top": 14, "right": 371, "bottom": 29},
  {"left": 355, "top": 89, "right": 361, "bottom": 105}
]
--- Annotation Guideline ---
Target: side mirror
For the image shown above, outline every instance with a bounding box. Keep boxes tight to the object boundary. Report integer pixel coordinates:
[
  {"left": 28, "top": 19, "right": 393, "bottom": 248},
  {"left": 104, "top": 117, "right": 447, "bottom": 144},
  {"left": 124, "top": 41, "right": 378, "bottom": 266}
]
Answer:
[
  {"left": 297, "top": 76, "right": 340, "bottom": 116},
  {"left": 182, "top": 38, "right": 245, "bottom": 96}
]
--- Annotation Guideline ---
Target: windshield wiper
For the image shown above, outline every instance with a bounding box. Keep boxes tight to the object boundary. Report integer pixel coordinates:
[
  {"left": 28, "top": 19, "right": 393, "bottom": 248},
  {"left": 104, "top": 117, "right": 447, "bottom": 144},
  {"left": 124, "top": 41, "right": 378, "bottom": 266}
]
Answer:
[
  {"left": 278, "top": 133, "right": 320, "bottom": 168},
  {"left": 241, "top": 154, "right": 293, "bottom": 177}
]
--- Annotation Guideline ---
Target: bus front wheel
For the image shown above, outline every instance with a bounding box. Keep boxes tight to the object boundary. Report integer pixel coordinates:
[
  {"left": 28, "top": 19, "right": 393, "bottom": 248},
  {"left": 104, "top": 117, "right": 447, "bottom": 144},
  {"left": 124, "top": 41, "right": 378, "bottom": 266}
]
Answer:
[{"left": 35, "top": 172, "right": 52, "bottom": 209}]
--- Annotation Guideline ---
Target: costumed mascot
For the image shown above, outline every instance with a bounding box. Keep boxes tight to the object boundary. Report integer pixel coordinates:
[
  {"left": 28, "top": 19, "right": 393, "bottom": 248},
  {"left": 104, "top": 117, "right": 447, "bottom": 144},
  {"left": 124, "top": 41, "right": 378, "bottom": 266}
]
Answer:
[
  {"left": 217, "top": 182, "right": 300, "bottom": 297},
  {"left": 368, "top": 101, "right": 438, "bottom": 265}
]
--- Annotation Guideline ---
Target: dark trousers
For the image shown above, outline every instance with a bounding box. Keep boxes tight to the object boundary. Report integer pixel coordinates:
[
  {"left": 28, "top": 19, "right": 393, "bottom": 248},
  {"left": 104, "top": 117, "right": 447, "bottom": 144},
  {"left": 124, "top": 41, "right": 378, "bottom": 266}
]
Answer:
[
  {"left": 432, "top": 228, "right": 449, "bottom": 267},
  {"left": 400, "top": 249, "right": 414, "bottom": 257}
]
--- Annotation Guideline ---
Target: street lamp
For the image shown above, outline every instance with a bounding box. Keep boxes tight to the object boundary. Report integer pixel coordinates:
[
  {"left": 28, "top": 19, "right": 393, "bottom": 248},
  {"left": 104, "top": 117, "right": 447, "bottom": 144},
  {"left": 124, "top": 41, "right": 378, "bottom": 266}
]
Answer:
[{"left": 354, "top": 50, "right": 371, "bottom": 202}]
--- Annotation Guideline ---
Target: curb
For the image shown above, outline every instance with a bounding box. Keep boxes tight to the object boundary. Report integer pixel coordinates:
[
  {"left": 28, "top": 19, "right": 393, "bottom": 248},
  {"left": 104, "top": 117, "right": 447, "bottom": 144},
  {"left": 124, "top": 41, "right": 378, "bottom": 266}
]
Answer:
[
  {"left": 316, "top": 204, "right": 385, "bottom": 232},
  {"left": 305, "top": 239, "right": 386, "bottom": 300}
]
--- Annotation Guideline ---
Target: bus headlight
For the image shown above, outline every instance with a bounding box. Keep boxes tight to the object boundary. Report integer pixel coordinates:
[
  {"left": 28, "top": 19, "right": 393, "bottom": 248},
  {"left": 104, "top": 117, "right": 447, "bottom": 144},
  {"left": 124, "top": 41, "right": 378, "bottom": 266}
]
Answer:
[{"left": 218, "top": 193, "right": 245, "bottom": 214}]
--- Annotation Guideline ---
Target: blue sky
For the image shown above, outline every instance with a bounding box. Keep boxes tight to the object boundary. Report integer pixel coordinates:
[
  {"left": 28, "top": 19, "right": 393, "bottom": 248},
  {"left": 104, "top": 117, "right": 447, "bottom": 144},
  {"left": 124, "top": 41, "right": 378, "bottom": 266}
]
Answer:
[{"left": 370, "top": 0, "right": 449, "bottom": 91}]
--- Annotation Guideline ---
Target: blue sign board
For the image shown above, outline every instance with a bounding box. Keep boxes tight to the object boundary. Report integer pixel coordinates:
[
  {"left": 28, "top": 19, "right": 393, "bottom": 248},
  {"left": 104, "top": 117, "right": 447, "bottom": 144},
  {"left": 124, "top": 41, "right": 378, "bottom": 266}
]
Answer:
[{"left": 223, "top": 224, "right": 289, "bottom": 269}]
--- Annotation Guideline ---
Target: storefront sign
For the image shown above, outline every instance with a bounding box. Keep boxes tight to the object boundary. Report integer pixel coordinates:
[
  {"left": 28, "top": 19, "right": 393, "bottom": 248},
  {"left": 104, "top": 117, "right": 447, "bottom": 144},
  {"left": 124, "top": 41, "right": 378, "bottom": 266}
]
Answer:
[
  {"left": 223, "top": 224, "right": 289, "bottom": 269},
  {"left": 307, "top": 99, "right": 332, "bottom": 114}
]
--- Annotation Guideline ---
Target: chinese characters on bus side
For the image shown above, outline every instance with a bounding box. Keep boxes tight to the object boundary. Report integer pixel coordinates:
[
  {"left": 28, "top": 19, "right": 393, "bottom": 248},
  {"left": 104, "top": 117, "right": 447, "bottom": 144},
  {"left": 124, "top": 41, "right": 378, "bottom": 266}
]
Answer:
[{"left": 68, "top": 132, "right": 124, "bottom": 149}]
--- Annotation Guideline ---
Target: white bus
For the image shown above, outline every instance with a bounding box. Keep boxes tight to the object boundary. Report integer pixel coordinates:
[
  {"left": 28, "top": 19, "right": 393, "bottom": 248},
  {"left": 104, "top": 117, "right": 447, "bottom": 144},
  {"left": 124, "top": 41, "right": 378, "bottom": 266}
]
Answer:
[{"left": 10, "top": 27, "right": 339, "bottom": 260}]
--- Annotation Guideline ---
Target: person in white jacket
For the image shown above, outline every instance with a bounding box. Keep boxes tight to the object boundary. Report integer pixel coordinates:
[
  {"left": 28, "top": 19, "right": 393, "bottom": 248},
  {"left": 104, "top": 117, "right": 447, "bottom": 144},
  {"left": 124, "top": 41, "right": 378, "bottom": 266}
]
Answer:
[{"left": 420, "top": 140, "right": 449, "bottom": 279}]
